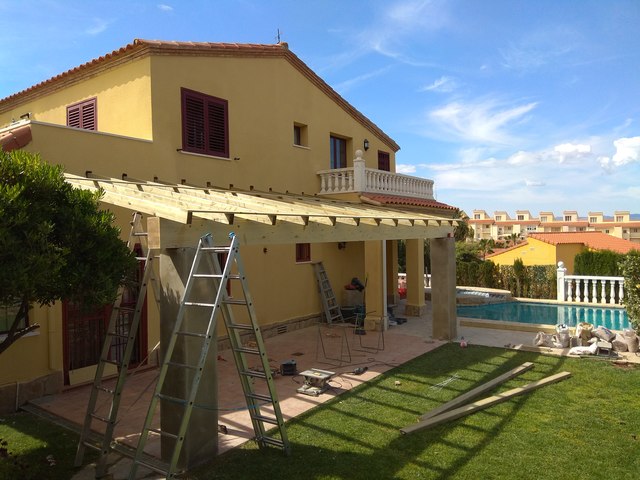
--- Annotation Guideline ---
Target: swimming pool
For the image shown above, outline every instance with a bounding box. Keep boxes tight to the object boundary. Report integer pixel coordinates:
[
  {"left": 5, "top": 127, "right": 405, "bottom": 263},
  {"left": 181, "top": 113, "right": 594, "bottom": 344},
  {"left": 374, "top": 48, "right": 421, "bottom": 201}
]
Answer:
[{"left": 457, "top": 301, "right": 630, "bottom": 331}]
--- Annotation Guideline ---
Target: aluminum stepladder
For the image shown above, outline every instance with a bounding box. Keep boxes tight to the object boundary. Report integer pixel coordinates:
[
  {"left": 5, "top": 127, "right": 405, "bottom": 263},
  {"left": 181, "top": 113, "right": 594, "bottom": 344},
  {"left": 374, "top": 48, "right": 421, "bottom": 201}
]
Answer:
[
  {"left": 129, "top": 233, "right": 289, "bottom": 479},
  {"left": 312, "top": 262, "right": 351, "bottom": 364},
  {"left": 312, "top": 262, "right": 344, "bottom": 324},
  {"left": 75, "top": 212, "right": 155, "bottom": 477}
]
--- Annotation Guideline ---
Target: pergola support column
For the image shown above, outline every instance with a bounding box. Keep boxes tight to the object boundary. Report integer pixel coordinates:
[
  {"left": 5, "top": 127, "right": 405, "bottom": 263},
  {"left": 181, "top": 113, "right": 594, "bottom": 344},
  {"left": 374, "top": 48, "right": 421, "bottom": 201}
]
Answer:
[
  {"left": 430, "top": 237, "right": 457, "bottom": 340},
  {"left": 404, "top": 238, "right": 427, "bottom": 317}
]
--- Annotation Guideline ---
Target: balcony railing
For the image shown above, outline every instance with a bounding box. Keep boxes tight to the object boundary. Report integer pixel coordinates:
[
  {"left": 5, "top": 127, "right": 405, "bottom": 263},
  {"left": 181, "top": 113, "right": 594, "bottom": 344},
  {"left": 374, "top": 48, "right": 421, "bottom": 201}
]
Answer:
[
  {"left": 317, "top": 150, "right": 434, "bottom": 199},
  {"left": 557, "top": 263, "right": 625, "bottom": 305}
]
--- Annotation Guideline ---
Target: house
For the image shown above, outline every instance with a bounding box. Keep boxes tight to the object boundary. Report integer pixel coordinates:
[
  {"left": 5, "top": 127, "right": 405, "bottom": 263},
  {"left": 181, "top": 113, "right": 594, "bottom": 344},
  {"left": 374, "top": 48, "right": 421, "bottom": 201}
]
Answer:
[
  {"left": 469, "top": 209, "right": 640, "bottom": 244},
  {"left": 0, "top": 38, "right": 459, "bottom": 429},
  {"left": 486, "top": 231, "right": 639, "bottom": 273}
]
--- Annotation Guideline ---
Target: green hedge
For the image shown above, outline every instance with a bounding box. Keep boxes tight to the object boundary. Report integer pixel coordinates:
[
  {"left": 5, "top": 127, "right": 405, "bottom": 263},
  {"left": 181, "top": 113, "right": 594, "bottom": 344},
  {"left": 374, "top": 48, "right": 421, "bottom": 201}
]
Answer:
[
  {"left": 457, "top": 259, "right": 556, "bottom": 299},
  {"left": 574, "top": 250, "right": 624, "bottom": 276}
]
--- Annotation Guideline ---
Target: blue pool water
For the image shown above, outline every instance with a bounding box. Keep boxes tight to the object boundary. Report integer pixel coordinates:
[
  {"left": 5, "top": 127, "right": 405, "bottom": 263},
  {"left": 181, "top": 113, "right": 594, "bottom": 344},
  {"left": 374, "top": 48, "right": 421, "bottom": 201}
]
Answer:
[{"left": 457, "top": 302, "right": 630, "bottom": 331}]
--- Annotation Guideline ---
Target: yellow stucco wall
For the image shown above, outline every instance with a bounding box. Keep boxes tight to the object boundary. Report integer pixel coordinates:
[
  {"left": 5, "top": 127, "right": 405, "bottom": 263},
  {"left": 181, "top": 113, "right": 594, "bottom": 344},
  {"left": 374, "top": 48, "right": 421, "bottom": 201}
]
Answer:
[
  {"left": 487, "top": 238, "right": 586, "bottom": 273},
  {"left": 0, "top": 57, "right": 153, "bottom": 140},
  {"left": 1, "top": 51, "right": 391, "bottom": 388}
]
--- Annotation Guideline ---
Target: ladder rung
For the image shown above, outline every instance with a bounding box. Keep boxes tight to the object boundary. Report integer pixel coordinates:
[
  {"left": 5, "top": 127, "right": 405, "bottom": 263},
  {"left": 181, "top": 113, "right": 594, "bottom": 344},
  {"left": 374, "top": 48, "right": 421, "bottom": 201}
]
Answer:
[
  {"left": 114, "top": 305, "right": 135, "bottom": 312},
  {"left": 132, "top": 232, "right": 148, "bottom": 237},
  {"left": 234, "top": 347, "right": 260, "bottom": 355},
  {"left": 200, "top": 246, "right": 231, "bottom": 253},
  {"left": 227, "top": 323, "right": 255, "bottom": 331},
  {"left": 156, "top": 393, "right": 188, "bottom": 406},
  {"left": 81, "top": 441, "right": 103, "bottom": 452},
  {"left": 247, "top": 392, "right": 273, "bottom": 403},
  {"left": 223, "top": 299, "right": 247, "bottom": 305},
  {"left": 147, "top": 427, "right": 178, "bottom": 440},
  {"left": 135, "top": 256, "right": 147, "bottom": 261},
  {"left": 258, "top": 436, "right": 285, "bottom": 448},
  {"left": 101, "top": 359, "right": 120, "bottom": 366},
  {"left": 241, "top": 369, "right": 267, "bottom": 379},
  {"left": 192, "top": 273, "right": 223, "bottom": 278},
  {"left": 133, "top": 458, "right": 171, "bottom": 476},
  {"left": 251, "top": 414, "right": 279, "bottom": 426},
  {"left": 106, "top": 331, "right": 129, "bottom": 339},
  {"left": 184, "top": 301, "right": 217, "bottom": 308},
  {"left": 90, "top": 413, "right": 112, "bottom": 424},
  {"left": 176, "top": 331, "right": 209, "bottom": 338},
  {"left": 96, "top": 385, "right": 115, "bottom": 395},
  {"left": 167, "top": 361, "right": 199, "bottom": 370}
]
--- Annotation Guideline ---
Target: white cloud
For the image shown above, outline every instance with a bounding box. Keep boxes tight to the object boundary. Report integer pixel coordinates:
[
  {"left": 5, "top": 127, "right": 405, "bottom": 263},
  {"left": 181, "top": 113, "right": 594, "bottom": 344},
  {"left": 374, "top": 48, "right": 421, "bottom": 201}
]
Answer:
[
  {"left": 428, "top": 98, "right": 538, "bottom": 145},
  {"left": 553, "top": 143, "right": 591, "bottom": 163},
  {"left": 85, "top": 18, "right": 110, "bottom": 35},
  {"left": 525, "top": 179, "right": 546, "bottom": 187},
  {"left": 396, "top": 164, "right": 417, "bottom": 174},
  {"left": 158, "top": 4, "right": 173, "bottom": 12},
  {"left": 420, "top": 75, "right": 457, "bottom": 93},
  {"left": 599, "top": 136, "right": 640, "bottom": 170},
  {"left": 334, "top": 66, "right": 392, "bottom": 94},
  {"left": 500, "top": 26, "right": 580, "bottom": 72}
]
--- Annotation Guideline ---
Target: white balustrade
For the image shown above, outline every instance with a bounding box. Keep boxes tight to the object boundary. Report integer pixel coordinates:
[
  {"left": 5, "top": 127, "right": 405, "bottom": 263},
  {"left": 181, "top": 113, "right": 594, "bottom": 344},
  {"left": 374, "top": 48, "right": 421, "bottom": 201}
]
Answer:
[
  {"left": 397, "top": 273, "right": 431, "bottom": 290},
  {"left": 559, "top": 275, "right": 625, "bottom": 305},
  {"left": 317, "top": 150, "right": 434, "bottom": 199}
]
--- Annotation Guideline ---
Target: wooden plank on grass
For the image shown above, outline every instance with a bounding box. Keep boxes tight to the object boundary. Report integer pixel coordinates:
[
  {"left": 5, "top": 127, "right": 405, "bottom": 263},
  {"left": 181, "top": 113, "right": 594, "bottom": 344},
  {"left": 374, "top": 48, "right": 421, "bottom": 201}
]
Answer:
[
  {"left": 401, "top": 371, "right": 571, "bottom": 435},
  {"left": 419, "top": 362, "right": 535, "bottom": 421}
]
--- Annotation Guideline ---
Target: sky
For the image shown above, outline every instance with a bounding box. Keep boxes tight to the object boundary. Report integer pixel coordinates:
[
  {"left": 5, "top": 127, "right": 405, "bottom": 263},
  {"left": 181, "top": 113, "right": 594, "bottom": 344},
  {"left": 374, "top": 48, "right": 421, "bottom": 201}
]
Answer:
[{"left": 1, "top": 0, "right": 639, "bottom": 217}]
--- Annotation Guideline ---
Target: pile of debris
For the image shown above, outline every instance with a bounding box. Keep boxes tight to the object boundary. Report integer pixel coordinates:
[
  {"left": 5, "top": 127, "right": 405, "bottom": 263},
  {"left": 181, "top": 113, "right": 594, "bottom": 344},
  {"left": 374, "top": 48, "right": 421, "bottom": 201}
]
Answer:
[{"left": 534, "top": 323, "right": 639, "bottom": 356}]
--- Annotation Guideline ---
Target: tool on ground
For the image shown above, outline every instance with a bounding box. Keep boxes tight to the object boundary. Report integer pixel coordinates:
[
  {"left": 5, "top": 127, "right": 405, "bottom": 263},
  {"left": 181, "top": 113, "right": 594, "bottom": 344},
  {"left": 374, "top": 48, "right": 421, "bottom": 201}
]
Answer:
[{"left": 297, "top": 368, "right": 336, "bottom": 396}]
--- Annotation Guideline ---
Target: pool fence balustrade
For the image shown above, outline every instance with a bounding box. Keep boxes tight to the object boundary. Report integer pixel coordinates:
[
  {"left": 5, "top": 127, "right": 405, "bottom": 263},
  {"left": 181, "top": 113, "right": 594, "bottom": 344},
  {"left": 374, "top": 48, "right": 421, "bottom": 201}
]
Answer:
[
  {"left": 556, "top": 261, "right": 624, "bottom": 305},
  {"left": 397, "top": 273, "right": 432, "bottom": 291}
]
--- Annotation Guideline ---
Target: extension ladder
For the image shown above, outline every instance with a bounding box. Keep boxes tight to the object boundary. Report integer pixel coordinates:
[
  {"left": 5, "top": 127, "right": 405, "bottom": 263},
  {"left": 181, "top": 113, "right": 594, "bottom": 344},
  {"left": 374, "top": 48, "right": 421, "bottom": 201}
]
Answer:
[
  {"left": 313, "top": 262, "right": 344, "bottom": 324},
  {"left": 129, "top": 233, "right": 289, "bottom": 479},
  {"left": 75, "top": 212, "right": 155, "bottom": 477}
]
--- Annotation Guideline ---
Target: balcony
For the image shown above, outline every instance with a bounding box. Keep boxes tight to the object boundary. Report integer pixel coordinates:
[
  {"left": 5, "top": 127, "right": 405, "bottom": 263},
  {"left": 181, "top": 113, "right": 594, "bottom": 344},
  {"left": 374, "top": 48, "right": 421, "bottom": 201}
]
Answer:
[{"left": 317, "top": 151, "right": 434, "bottom": 200}]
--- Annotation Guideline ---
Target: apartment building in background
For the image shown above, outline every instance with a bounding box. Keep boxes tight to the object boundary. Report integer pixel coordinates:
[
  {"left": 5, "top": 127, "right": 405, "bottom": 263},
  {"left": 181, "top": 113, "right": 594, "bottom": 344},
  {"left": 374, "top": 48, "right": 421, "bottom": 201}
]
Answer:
[{"left": 470, "top": 210, "right": 640, "bottom": 245}]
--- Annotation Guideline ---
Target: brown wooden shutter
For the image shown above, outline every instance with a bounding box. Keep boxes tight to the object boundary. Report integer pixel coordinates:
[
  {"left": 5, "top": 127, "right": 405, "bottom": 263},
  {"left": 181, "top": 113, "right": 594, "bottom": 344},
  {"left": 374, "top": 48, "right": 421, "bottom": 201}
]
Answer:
[
  {"left": 181, "top": 88, "right": 229, "bottom": 157},
  {"left": 66, "top": 98, "right": 96, "bottom": 130}
]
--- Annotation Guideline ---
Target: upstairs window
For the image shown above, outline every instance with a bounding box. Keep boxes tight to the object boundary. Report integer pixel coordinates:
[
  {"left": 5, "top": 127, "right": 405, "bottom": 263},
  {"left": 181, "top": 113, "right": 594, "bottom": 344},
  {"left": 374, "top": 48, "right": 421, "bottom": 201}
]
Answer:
[
  {"left": 589, "top": 217, "right": 598, "bottom": 223},
  {"left": 378, "top": 151, "right": 390, "bottom": 171},
  {"left": 517, "top": 215, "right": 525, "bottom": 221},
  {"left": 540, "top": 216, "right": 548, "bottom": 222},
  {"left": 564, "top": 215, "right": 572, "bottom": 221},
  {"left": 181, "top": 88, "right": 229, "bottom": 158},
  {"left": 67, "top": 98, "right": 97, "bottom": 130},
  {"left": 294, "top": 123, "right": 308, "bottom": 147},
  {"left": 330, "top": 135, "right": 347, "bottom": 169},
  {"left": 616, "top": 216, "right": 624, "bottom": 222}
]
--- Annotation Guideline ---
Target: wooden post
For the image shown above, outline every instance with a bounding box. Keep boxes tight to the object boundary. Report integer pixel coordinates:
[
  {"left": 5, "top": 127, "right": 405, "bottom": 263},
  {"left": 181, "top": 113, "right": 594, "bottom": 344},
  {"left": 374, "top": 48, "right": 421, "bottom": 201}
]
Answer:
[{"left": 401, "top": 371, "right": 571, "bottom": 435}]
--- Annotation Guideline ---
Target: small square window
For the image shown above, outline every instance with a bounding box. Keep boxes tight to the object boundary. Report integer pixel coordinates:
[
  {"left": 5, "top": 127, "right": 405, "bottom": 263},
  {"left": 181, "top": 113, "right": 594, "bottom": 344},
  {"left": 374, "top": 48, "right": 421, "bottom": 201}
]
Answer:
[
  {"left": 295, "top": 243, "right": 311, "bottom": 263},
  {"left": 67, "top": 98, "right": 97, "bottom": 130},
  {"left": 294, "top": 123, "right": 308, "bottom": 147}
]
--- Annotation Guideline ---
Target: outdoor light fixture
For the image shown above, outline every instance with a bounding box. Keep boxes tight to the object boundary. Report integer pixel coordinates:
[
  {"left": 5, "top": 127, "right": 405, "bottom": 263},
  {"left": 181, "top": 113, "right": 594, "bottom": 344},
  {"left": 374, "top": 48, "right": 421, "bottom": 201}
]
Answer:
[{"left": 363, "top": 139, "right": 369, "bottom": 151}]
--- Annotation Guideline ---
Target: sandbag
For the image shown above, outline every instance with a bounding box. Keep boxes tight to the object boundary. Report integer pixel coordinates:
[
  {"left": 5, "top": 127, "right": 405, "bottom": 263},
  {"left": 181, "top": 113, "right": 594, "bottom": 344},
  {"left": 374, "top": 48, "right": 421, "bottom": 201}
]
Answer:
[
  {"left": 611, "top": 334, "right": 628, "bottom": 352},
  {"left": 623, "top": 329, "right": 639, "bottom": 353},
  {"left": 593, "top": 326, "right": 616, "bottom": 342},
  {"left": 555, "top": 324, "right": 571, "bottom": 348},
  {"left": 576, "top": 323, "right": 593, "bottom": 346},
  {"left": 569, "top": 339, "right": 598, "bottom": 356},
  {"left": 534, "top": 332, "right": 556, "bottom": 348}
]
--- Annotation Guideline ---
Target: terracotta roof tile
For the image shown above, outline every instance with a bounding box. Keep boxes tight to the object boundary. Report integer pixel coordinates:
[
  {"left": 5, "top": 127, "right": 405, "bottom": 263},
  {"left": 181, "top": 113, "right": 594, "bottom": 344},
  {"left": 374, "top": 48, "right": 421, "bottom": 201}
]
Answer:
[
  {"left": 0, "top": 39, "right": 400, "bottom": 152},
  {"left": 361, "top": 194, "right": 457, "bottom": 211},
  {"left": 528, "top": 231, "right": 639, "bottom": 254}
]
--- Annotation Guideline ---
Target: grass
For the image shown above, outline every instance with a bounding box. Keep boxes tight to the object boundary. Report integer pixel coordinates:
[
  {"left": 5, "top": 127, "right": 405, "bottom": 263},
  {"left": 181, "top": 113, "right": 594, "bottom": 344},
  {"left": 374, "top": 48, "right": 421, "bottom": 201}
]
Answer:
[
  {"left": 192, "top": 344, "right": 640, "bottom": 480},
  {"left": 0, "top": 411, "right": 93, "bottom": 480},
  {"left": 2, "top": 345, "right": 639, "bottom": 479}
]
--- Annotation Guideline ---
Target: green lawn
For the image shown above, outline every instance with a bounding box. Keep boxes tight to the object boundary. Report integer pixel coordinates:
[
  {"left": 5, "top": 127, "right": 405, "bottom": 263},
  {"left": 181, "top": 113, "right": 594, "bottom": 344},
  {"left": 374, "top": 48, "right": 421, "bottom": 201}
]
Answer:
[
  {"left": 2, "top": 345, "right": 639, "bottom": 479},
  {"left": 193, "top": 344, "right": 640, "bottom": 480},
  {"left": 0, "top": 411, "right": 94, "bottom": 480}
]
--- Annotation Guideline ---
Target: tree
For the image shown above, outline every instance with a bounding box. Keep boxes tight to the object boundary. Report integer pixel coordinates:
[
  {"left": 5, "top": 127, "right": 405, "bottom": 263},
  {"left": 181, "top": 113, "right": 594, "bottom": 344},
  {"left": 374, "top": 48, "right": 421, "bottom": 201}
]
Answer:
[
  {"left": 477, "top": 238, "right": 495, "bottom": 260},
  {"left": 0, "top": 149, "right": 137, "bottom": 355},
  {"left": 508, "top": 233, "right": 520, "bottom": 247},
  {"left": 453, "top": 209, "right": 474, "bottom": 242}
]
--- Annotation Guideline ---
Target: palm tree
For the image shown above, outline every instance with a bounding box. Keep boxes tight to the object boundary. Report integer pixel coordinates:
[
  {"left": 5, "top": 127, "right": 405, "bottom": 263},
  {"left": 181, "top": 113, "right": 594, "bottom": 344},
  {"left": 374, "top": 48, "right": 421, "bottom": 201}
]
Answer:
[{"left": 478, "top": 238, "right": 495, "bottom": 260}]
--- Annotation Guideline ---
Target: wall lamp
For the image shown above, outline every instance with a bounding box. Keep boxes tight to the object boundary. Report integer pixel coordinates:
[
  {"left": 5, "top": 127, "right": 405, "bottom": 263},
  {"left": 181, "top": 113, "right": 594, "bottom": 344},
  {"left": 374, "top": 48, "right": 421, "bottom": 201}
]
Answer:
[
  {"left": 363, "top": 139, "right": 369, "bottom": 151},
  {"left": 337, "top": 242, "right": 347, "bottom": 250}
]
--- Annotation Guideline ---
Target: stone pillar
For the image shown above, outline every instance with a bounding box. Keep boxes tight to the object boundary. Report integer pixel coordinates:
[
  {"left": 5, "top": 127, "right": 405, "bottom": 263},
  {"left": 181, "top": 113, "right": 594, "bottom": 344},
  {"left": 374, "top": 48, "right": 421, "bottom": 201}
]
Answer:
[
  {"left": 158, "top": 247, "right": 218, "bottom": 470},
  {"left": 385, "top": 240, "right": 399, "bottom": 305},
  {"left": 363, "top": 240, "right": 388, "bottom": 331},
  {"left": 431, "top": 237, "right": 457, "bottom": 340},
  {"left": 353, "top": 150, "right": 366, "bottom": 192},
  {"left": 556, "top": 261, "right": 567, "bottom": 301},
  {"left": 404, "top": 238, "right": 427, "bottom": 317}
]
